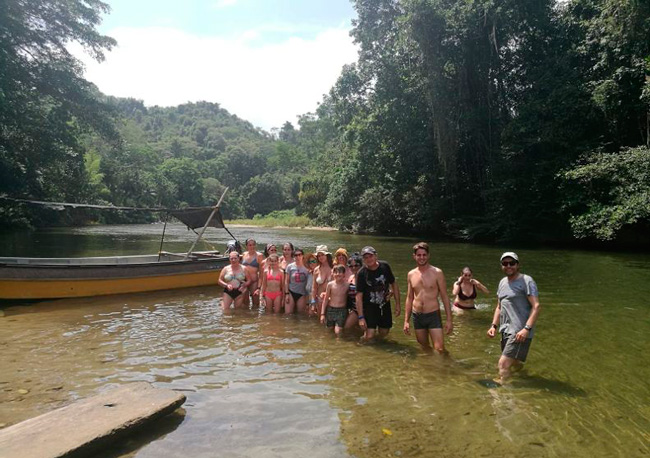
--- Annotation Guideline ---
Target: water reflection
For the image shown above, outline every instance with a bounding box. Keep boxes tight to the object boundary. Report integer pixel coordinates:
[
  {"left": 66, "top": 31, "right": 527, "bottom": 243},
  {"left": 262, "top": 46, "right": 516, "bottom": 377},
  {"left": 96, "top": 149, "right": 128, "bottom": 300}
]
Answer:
[{"left": 1, "top": 226, "right": 650, "bottom": 457}]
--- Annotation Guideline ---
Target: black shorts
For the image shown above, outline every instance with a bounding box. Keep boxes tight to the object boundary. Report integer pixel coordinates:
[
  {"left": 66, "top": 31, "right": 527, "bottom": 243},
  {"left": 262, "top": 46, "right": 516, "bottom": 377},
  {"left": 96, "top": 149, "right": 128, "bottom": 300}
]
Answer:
[
  {"left": 413, "top": 310, "right": 442, "bottom": 330},
  {"left": 363, "top": 303, "right": 392, "bottom": 330},
  {"left": 224, "top": 288, "right": 242, "bottom": 300}
]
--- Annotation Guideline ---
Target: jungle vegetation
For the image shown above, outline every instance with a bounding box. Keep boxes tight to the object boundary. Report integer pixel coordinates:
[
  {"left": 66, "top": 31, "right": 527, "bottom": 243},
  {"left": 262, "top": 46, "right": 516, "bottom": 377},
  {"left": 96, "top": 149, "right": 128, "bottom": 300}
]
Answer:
[{"left": 1, "top": 0, "right": 649, "bottom": 245}]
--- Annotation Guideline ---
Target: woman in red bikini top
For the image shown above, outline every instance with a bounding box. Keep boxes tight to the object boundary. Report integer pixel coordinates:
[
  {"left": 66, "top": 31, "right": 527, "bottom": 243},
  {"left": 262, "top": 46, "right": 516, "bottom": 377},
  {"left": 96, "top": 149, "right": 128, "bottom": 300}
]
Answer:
[
  {"left": 452, "top": 266, "right": 489, "bottom": 311},
  {"left": 260, "top": 254, "right": 284, "bottom": 314}
]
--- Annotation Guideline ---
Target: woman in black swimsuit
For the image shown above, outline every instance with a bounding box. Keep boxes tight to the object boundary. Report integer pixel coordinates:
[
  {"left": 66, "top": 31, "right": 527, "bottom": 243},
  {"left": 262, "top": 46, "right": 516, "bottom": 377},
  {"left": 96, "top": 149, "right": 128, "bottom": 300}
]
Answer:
[{"left": 452, "top": 266, "right": 489, "bottom": 312}]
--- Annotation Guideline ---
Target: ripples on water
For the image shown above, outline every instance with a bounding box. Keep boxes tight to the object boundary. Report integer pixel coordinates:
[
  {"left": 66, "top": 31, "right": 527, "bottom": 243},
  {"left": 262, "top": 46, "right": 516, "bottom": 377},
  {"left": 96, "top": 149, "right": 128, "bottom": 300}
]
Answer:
[{"left": 1, "top": 226, "right": 650, "bottom": 457}]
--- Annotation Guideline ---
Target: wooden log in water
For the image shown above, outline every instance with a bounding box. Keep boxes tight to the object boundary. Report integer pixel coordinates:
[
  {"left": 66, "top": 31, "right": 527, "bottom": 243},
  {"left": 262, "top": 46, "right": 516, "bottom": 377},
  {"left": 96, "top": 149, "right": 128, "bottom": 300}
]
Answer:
[{"left": 0, "top": 382, "right": 186, "bottom": 458}]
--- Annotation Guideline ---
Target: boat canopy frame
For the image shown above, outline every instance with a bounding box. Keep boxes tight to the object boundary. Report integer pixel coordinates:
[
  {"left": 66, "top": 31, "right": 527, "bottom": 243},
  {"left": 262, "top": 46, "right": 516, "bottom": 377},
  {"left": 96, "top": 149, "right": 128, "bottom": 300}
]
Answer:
[{"left": 0, "top": 188, "right": 239, "bottom": 260}]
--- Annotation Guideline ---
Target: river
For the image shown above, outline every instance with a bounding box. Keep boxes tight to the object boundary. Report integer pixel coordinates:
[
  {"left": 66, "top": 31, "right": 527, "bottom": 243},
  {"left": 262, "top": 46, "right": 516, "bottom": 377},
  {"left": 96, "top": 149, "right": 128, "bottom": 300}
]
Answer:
[{"left": 1, "top": 224, "right": 649, "bottom": 457}]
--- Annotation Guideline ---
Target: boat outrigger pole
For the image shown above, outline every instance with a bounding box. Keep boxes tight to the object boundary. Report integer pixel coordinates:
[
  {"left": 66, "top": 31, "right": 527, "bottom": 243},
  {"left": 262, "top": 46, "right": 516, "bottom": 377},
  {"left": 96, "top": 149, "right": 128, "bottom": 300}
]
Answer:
[{"left": 184, "top": 187, "right": 229, "bottom": 260}]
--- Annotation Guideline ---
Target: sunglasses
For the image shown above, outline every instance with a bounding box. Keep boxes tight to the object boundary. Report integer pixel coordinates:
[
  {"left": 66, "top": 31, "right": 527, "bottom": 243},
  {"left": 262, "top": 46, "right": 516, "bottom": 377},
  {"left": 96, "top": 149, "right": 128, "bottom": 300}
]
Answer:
[
  {"left": 501, "top": 261, "right": 518, "bottom": 267},
  {"left": 348, "top": 264, "right": 359, "bottom": 268},
  {"left": 295, "top": 253, "right": 304, "bottom": 257},
  {"left": 308, "top": 259, "right": 318, "bottom": 264}
]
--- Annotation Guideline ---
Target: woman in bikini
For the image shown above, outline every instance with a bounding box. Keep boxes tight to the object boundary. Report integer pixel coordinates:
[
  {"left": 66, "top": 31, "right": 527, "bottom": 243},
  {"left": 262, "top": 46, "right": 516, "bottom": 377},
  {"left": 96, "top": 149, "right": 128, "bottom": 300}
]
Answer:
[
  {"left": 241, "top": 239, "right": 264, "bottom": 308},
  {"left": 218, "top": 251, "right": 252, "bottom": 310},
  {"left": 344, "top": 252, "right": 363, "bottom": 331},
  {"left": 311, "top": 245, "right": 333, "bottom": 316},
  {"left": 452, "top": 266, "right": 489, "bottom": 312},
  {"left": 260, "top": 253, "right": 284, "bottom": 313},
  {"left": 284, "top": 247, "right": 310, "bottom": 314}
]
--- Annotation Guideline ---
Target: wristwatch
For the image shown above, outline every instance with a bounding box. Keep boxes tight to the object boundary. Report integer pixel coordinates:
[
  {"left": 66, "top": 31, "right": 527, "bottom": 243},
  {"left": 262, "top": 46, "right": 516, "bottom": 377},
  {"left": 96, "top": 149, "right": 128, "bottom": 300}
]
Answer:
[{"left": 524, "top": 325, "right": 532, "bottom": 331}]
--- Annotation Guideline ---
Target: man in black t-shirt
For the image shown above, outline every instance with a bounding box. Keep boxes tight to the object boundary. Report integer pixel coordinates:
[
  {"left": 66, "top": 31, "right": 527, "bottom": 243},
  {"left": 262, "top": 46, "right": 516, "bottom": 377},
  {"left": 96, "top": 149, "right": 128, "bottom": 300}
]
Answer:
[{"left": 355, "top": 246, "right": 401, "bottom": 341}]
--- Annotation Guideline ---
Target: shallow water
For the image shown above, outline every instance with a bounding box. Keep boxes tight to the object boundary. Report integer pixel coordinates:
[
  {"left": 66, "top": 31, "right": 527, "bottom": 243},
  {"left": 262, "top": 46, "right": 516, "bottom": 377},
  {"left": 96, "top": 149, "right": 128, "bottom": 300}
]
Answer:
[{"left": 1, "top": 225, "right": 649, "bottom": 457}]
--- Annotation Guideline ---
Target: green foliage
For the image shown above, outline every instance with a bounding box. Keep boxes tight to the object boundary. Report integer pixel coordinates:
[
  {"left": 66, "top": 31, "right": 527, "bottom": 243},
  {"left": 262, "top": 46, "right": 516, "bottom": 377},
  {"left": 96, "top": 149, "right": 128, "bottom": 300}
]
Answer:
[
  {"left": 562, "top": 146, "right": 650, "bottom": 240},
  {"left": 227, "top": 209, "right": 312, "bottom": 228}
]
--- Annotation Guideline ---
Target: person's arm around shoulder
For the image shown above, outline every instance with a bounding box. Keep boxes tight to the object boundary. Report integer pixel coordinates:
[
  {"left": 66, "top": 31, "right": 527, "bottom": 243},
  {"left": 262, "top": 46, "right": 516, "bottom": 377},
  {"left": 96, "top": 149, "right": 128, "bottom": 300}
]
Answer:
[
  {"left": 437, "top": 269, "right": 453, "bottom": 334},
  {"left": 487, "top": 299, "right": 500, "bottom": 338},
  {"left": 403, "top": 270, "right": 414, "bottom": 335}
]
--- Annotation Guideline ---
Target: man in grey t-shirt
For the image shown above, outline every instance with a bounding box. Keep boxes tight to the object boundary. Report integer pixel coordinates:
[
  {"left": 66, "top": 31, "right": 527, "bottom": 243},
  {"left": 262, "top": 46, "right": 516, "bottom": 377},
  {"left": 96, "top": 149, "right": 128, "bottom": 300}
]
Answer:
[{"left": 487, "top": 252, "right": 541, "bottom": 383}]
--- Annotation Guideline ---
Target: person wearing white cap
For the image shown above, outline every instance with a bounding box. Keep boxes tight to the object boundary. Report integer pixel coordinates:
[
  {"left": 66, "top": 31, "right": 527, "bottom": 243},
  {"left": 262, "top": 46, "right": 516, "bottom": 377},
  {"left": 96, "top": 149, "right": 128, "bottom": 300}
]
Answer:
[
  {"left": 487, "top": 252, "right": 541, "bottom": 383},
  {"left": 355, "top": 246, "right": 401, "bottom": 341}
]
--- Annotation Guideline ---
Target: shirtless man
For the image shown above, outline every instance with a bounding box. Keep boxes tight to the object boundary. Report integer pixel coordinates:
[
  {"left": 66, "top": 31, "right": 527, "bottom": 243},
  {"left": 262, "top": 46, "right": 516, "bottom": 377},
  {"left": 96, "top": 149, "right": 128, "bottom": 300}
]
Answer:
[
  {"left": 320, "top": 265, "right": 349, "bottom": 336},
  {"left": 403, "top": 242, "right": 453, "bottom": 353}
]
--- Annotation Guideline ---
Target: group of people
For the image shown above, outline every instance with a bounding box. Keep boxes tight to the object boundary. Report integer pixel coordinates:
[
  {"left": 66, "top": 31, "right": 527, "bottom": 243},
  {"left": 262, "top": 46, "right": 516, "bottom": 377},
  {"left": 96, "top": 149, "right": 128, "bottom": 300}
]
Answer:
[{"left": 218, "top": 239, "right": 541, "bottom": 383}]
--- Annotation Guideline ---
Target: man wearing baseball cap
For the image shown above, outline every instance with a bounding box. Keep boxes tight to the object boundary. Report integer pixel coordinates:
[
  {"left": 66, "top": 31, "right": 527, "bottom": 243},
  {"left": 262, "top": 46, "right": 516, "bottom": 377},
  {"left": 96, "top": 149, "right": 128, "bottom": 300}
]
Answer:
[
  {"left": 355, "top": 246, "right": 401, "bottom": 341},
  {"left": 487, "top": 252, "right": 541, "bottom": 383}
]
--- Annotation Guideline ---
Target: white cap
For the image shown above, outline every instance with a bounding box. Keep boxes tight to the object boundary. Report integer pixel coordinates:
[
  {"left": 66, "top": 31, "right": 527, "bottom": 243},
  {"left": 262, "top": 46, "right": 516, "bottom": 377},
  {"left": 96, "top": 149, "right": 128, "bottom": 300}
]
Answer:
[{"left": 500, "top": 252, "right": 519, "bottom": 262}]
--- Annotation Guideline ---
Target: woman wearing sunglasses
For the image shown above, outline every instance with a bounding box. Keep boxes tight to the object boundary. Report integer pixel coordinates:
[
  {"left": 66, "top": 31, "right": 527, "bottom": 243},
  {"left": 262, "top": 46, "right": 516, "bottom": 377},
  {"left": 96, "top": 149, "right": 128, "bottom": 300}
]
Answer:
[{"left": 452, "top": 266, "right": 489, "bottom": 312}]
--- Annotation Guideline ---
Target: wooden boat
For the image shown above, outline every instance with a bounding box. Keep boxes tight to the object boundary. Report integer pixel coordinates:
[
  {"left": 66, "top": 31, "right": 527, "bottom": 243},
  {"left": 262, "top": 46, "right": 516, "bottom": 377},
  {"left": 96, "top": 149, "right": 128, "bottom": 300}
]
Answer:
[
  {"left": 0, "top": 251, "right": 229, "bottom": 300},
  {"left": 0, "top": 190, "right": 237, "bottom": 300}
]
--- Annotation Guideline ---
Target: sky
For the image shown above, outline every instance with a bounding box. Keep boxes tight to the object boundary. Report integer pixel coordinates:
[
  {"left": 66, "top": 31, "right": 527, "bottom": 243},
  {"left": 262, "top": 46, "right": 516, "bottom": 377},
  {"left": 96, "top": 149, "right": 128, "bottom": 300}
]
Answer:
[{"left": 76, "top": 0, "right": 359, "bottom": 132}]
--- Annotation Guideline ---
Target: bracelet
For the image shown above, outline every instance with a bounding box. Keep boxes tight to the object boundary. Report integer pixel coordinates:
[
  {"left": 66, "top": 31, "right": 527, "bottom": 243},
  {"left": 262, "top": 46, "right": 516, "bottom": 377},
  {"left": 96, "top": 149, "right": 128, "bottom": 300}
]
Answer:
[
  {"left": 358, "top": 315, "right": 365, "bottom": 320},
  {"left": 491, "top": 323, "right": 498, "bottom": 329},
  {"left": 285, "top": 293, "right": 290, "bottom": 295}
]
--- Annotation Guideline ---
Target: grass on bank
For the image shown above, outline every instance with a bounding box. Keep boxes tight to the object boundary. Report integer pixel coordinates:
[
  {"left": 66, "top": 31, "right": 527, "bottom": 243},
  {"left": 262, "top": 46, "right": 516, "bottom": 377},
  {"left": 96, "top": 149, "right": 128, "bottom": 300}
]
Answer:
[{"left": 225, "top": 210, "right": 312, "bottom": 228}]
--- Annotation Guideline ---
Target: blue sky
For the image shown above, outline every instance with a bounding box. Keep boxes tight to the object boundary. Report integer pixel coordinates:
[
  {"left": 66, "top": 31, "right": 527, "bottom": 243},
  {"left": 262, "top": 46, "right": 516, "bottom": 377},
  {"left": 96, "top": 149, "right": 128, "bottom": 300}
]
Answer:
[
  {"left": 76, "top": 0, "right": 359, "bottom": 130},
  {"left": 101, "top": 0, "right": 356, "bottom": 41}
]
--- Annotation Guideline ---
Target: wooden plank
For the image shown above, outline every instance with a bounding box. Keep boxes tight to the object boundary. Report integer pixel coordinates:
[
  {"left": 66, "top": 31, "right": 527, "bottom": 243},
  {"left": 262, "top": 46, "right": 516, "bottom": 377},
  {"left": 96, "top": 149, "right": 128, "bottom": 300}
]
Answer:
[{"left": 0, "top": 382, "right": 186, "bottom": 458}]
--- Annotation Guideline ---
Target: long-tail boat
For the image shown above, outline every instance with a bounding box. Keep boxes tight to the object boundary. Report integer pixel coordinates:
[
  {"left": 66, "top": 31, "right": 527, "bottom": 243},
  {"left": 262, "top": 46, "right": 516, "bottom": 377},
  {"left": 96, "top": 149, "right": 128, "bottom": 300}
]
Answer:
[{"left": 0, "top": 191, "right": 235, "bottom": 300}]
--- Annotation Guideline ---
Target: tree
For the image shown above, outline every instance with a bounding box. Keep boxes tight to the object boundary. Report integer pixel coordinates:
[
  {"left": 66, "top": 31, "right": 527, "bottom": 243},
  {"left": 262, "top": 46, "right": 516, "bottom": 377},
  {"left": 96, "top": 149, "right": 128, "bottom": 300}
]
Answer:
[{"left": 0, "top": 0, "right": 118, "bottom": 226}]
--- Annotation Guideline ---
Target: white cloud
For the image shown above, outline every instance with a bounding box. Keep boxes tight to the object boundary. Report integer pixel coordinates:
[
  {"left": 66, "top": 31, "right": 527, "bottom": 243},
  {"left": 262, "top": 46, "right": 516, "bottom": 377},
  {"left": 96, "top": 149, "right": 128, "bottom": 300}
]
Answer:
[{"left": 75, "top": 26, "right": 358, "bottom": 131}]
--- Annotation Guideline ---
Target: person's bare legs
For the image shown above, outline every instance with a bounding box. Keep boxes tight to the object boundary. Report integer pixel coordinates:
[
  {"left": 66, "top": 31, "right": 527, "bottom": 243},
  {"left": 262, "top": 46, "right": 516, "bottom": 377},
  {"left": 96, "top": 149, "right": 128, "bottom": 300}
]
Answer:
[
  {"left": 250, "top": 280, "right": 260, "bottom": 308},
  {"left": 344, "top": 312, "right": 358, "bottom": 331},
  {"left": 496, "top": 355, "right": 518, "bottom": 384},
  {"left": 429, "top": 329, "right": 445, "bottom": 353},
  {"left": 272, "top": 295, "right": 283, "bottom": 314},
  {"left": 295, "top": 296, "right": 308, "bottom": 313},
  {"left": 233, "top": 293, "right": 246, "bottom": 309},
  {"left": 415, "top": 329, "right": 432, "bottom": 351},
  {"left": 285, "top": 296, "right": 296, "bottom": 314},
  {"left": 221, "top": 294, "right": 233, "bottom": 311}
]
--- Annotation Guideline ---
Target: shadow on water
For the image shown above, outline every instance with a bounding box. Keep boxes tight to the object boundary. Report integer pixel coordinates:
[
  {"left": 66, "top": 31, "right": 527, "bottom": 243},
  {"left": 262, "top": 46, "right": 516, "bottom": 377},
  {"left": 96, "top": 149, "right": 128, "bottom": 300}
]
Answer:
[
  {"left": 512, "top": 373, "right": 587, "bottom": 397},
  {"left": 477, "top": 373, "right": 587, "bottom": 397},
  {"left": 94, "top": 409, "right": 186, "bottom": 458}
]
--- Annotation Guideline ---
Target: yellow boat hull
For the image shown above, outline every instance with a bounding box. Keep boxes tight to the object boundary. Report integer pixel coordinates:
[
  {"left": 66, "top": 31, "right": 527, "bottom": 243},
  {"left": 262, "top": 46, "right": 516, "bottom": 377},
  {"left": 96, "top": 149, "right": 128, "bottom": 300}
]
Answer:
[
  {"left": 0, "top": 253, "right": 228, "bottom": 300},
  {"left": 0, "top": 271, "right": 221, "bottom": 300}
]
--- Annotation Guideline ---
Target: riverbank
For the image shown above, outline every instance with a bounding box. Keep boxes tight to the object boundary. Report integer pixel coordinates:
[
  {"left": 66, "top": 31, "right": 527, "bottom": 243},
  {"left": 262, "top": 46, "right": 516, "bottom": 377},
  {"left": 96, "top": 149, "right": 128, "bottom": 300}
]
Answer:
[
  {"left": 228, "top": 223, "right": 337, "bottom": 231},
  {"left": 224, "top": 210, "right": 336, "bottom": 231}
]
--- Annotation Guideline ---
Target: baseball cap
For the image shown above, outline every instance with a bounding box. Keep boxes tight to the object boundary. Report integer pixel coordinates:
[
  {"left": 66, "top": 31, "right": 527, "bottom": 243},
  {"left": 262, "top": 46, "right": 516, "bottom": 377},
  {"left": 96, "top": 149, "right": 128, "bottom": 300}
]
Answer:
[
  {"left": 361, "top": 246, "right": 377, "bottom": 256},
  {"left": 500, "top": 251, "right": 519, "bottom": 262}
]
